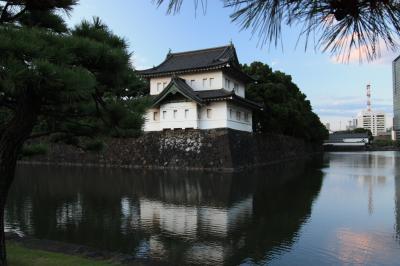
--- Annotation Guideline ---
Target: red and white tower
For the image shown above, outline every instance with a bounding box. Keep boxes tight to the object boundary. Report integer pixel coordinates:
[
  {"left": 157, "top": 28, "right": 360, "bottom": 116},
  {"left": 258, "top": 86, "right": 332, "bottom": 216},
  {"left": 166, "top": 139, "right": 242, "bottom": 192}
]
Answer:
[{"left": 367, "top": 84, "right": 371, "bottom": 111}]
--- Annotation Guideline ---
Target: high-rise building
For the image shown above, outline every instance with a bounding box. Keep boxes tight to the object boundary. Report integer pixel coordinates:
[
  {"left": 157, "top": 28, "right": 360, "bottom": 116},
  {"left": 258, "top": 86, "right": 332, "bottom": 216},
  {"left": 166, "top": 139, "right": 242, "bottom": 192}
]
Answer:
[
  {"left": 393, "top": 56, "right": 400, "bottom": 140},
  {"left": 356, "top": 110, "right": 386, "bottom": 136},
  {"left": 356, "top": 84, "right": 386, "bottom": 136}
]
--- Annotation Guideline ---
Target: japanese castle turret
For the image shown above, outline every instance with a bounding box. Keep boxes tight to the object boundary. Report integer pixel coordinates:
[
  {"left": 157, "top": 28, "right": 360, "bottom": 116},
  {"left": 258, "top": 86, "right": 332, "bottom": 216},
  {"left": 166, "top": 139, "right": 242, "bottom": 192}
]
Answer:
[{"left": 139, "top": 44, "right": 262, "bottom": 132}]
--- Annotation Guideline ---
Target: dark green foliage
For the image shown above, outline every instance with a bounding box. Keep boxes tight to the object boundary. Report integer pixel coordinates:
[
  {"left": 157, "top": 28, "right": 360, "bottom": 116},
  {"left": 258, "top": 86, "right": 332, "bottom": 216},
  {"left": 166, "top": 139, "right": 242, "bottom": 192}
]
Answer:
[
  {"left": 18, "top": 10, "right": 68, "bottom": 33},
  {"left": 242, "top": 62, "right": 328, "bottom": 143},
  {"left": 372, "top": 139, "right": 394, "bottom": 147},
  {"left": 21, "top": 143, "right": 48, "bottom": 157},
  {"left": 0, "top": 17, "right": 148, "bottom": 146}
]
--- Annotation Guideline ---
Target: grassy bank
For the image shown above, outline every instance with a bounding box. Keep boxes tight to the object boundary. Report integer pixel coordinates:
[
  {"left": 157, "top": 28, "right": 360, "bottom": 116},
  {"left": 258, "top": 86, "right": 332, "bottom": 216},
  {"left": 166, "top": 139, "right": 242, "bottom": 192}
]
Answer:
[{"left": 7, "top": 242, "right": 116, "bottom": 266}]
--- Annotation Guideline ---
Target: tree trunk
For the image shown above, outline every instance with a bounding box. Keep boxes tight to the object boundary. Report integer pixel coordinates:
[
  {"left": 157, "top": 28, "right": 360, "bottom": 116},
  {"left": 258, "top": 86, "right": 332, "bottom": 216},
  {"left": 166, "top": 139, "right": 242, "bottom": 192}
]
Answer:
[
  {"left": 0, "top": 91, "right": 40, "bottom": 266},
  {"left": 0, "top": 195, "right": 6, "bottom": 266}
]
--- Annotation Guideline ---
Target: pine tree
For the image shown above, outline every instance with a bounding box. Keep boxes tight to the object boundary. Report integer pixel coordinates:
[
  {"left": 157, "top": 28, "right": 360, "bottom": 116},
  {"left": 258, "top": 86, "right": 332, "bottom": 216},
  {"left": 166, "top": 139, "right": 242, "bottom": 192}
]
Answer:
[{"left": 0, "top": 1, "right": 147, "bottom": 265}]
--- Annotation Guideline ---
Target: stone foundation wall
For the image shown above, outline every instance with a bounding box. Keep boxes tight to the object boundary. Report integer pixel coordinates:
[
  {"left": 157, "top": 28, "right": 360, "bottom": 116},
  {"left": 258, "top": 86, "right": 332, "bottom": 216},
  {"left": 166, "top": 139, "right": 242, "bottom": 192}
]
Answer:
[{"left": 20, "top": 129, "right": 320, "bottom": 171}]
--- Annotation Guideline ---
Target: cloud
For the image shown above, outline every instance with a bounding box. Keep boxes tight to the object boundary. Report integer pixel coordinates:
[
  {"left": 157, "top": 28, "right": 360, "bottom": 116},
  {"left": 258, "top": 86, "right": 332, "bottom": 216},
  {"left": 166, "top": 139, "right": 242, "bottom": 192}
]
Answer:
[
  {"left": 313, "top": 96, "right": 392, "bottom": 114},
  {"left": 329, "top": 37, "right": 398, "bottom": 65}
]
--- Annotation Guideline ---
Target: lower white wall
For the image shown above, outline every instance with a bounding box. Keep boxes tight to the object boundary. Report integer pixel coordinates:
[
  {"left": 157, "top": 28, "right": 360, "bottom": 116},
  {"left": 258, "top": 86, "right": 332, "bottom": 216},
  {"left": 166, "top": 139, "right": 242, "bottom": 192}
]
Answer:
[
  {"left": 226, "top": 103, "right": 253, "bottom": 132},
  {"left": 160, "top": 102, "right": 198, "bottom": 130},
  {"left": 144, "top": 101, "right": 253, "bottom": 132},
  {"left": 198, "top": 102, "right": 228, "bottom": 129},
  {"left": 144, "top": 108, "right": 161, "bottom": 131},
  {"left": 144, "top": 102, "right": 199, "bottom": 131}
]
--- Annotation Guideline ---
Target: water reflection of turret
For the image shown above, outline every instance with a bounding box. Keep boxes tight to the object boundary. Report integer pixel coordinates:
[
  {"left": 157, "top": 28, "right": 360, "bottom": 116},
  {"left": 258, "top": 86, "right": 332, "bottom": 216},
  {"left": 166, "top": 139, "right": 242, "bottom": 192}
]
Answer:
[
  {"left": 6, "top": 157, "right": 324, "bottom": 265},
  {"left": 119, "top": 159, "right": 324, "bottom": 265}
]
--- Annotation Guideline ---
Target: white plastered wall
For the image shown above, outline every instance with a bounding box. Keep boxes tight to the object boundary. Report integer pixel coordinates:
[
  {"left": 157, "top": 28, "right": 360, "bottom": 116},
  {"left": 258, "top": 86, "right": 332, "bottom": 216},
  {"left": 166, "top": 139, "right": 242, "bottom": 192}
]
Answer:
[
  {"left": 226, "top": 103, "right": 253, "bottom": 132},
  {"left": 149, "top": 71, "right": 224, "bottom": 95},
  {"left": 144, "top": 102, "right": 199, "bottom": 131},
  {"left": 198, "top": 101, "right": 228, "bottom": 129},
  {"left": 143, "top": 108, "right": 161, "bottom": 131},
  {"left": 144, "top": 101, "right": 254, "bottom": 132},
  {"left": 222, "top": 73, "right": 246, "bottom": 98}
]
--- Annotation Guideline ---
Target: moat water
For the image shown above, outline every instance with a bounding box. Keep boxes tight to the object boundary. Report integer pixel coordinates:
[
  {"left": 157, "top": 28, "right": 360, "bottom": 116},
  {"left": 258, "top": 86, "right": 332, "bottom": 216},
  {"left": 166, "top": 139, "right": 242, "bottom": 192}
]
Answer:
[{"left": 5, "top": 152, "right": 400, "bottom": 265}]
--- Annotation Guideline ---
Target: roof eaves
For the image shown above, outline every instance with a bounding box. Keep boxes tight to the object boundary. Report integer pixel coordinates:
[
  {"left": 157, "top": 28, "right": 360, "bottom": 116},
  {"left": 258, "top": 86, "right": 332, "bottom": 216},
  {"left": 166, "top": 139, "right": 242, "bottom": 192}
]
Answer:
[
  {"left": 138, "top": 63, "right": 228, "bottom": 78},
  {"left": 231, "top": 94, "right": 264, "bottom": 110},
  {"left": 169, "top": 45, "right": 231, "bottom": 57}
]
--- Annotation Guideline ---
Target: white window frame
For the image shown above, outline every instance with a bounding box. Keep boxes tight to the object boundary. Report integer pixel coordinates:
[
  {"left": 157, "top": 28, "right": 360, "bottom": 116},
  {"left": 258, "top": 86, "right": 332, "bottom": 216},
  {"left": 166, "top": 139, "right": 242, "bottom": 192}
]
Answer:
[
  {"left": 153, "top": 112, "right": 158, "bottom": 121},
  {"left": 162, "top": 111, "right": 167, "bottom": 119},
  {"left": 244, "top": 113, "right": 249, "bottom": 122},
  {"left": 236, "top": 111, "right": 241, "bottom": 121},
  {"left": 234, "top": 82, "right": 239, "bottom": 93},
  {"left": 209, "top": 78, "right": 214, "bottom": 88},
  {"left": 225, "top": 78, "right": 231, "bottom": 89},
  {"left": 202, "top": 78, "right": 207, "bottom": 88},
  {"left": 207, "top": 109, "right": 212, "bottom": 119},
  {"left": 185, "top": 109, "right": 189, "bottom": 119},
  {"left": 173, "top": 110, "right": 177, "bottom": 119}
]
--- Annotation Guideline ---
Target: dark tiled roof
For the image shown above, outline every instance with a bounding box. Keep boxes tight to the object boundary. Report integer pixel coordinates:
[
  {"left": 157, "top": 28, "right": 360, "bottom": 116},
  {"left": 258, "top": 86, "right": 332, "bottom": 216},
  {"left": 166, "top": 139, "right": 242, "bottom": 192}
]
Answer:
[
  {"left": 151, "top": 77, "right": 263, "bottom": 110},
  {"left": 195, "top": 89, "right": 233, "bottom": 99},
  {"left": 139, "top": 45, "right": 239, "bottom": 77},
  {"left": 196, "top": 90, "right": 263, "bottom": 109}
]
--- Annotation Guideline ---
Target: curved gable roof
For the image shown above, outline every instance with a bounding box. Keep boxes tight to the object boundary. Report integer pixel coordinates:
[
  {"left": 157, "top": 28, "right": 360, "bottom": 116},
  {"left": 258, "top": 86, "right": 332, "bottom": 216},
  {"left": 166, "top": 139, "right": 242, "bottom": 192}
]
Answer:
[
  {"left": 139, "top": 45, "right": 239, "bottom": 77},
  {"left": 151, "top": 77, "right": 203, "bottom": 107},
  {"left": 151, "top": 77, "right": 263, "bottom": 110}
]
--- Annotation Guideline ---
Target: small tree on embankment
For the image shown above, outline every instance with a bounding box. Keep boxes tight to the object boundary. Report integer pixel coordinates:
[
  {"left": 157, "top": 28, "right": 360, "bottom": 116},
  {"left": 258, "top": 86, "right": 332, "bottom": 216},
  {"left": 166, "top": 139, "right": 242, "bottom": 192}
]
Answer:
[{"left": 0, "top": 1, "right": 147, "bottom": 265}]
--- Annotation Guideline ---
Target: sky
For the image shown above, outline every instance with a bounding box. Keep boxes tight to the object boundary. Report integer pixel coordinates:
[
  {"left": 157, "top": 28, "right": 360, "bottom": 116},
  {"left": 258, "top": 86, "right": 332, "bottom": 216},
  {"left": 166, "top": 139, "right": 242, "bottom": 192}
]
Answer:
[{"left": 66, "top": 0, "right": 396, "bottom": 131}]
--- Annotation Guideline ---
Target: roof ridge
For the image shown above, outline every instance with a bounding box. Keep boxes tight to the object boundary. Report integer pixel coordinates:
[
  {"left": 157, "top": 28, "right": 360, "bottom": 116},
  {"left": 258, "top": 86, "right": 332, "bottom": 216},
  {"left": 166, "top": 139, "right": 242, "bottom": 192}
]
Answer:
[
  {"left": 212, "top": 45, "right": 232, "bottom": 62},
  {"left": 170, "top": 45, "right": 231, "bottom": 56},
  {"left": 196, "top": 89, "right": 230, "bottom": 92}
]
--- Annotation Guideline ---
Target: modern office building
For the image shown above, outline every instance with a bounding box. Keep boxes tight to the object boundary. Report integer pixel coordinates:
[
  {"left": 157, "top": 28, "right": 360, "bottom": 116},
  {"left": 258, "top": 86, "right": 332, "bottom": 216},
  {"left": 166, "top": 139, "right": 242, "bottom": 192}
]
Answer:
[
  {"left": 356, "top": 110, "right": 386, "bottom": 136},
  {"left": 393, "top": 56, "right": 400, "bottom": 140}
]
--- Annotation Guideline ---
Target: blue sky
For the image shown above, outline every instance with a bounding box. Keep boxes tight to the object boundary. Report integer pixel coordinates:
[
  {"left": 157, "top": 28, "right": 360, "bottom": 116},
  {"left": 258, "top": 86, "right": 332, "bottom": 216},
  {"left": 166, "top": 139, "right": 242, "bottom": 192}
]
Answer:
[{"left": 66, "top": 0, "right": 396, "bottom": 131}]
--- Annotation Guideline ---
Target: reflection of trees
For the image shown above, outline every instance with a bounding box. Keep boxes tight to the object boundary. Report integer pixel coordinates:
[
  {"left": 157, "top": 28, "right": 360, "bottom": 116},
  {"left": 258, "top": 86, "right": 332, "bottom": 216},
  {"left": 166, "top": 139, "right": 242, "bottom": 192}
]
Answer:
[
  {"left": 7, "top": 166, "right": 145, "bottom": 253},
  {"left": 6, "top": 158, "right": 324, "bottom": 265},
  {"left": 224, "top": 159, "right": 324, "bottom": 265}
]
